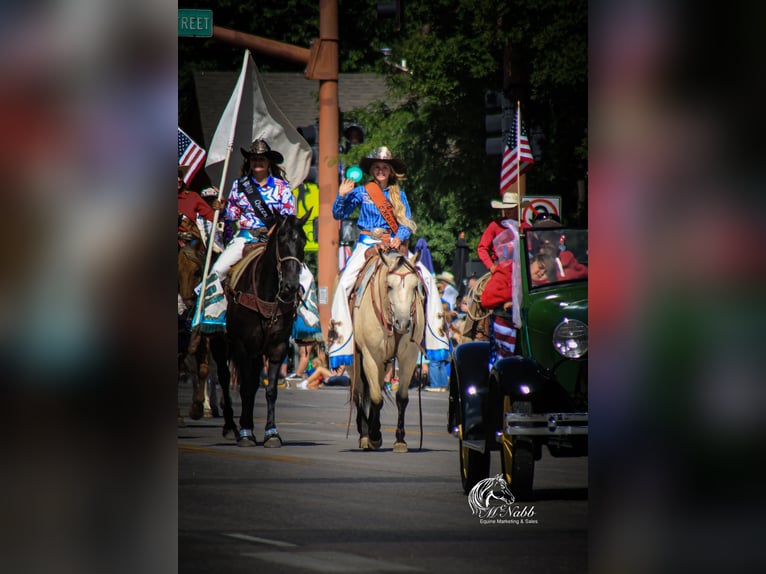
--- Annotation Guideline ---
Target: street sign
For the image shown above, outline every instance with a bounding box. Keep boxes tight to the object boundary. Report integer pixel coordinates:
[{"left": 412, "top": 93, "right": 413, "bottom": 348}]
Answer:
[
  {"left": 521, "top": 196, "right": 562, "bottom": 226},
  {"left": 178, "top": 9, "right": 213, "bottom": 38}
]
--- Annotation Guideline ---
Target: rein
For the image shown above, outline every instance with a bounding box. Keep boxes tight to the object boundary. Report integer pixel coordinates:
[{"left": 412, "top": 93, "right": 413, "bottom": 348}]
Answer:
[{"left": 232, "top": 220, "right": 302, "bottom": 321}]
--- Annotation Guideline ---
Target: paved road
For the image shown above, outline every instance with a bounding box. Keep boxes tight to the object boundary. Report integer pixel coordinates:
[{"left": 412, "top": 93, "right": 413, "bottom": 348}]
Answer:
[{"left": 179, "top": 379, "right": 587, "bottom": 573}]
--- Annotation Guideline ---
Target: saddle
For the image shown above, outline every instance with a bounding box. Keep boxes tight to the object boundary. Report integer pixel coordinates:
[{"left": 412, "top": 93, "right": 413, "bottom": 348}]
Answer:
[
  {"left": 348, "top": 249, "right": 426, "bottom": 331},
  {"left": 228, "top": 244, "right": 296, "bottom": 318}
]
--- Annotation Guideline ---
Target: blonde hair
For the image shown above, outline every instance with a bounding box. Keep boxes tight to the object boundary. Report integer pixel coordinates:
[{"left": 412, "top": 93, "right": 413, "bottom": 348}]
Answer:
[{"left": 387, "top": 170, "right": 417, "bottom": 233}]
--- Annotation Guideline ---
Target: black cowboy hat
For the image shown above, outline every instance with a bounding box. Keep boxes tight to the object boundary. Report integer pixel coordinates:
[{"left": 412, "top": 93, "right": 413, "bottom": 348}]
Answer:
[
  {"left": 359, "top": 146, "right": 407, "bottom": 175},
  {"left": 240, "top": 139, "right": 284, "bottom": 164}
]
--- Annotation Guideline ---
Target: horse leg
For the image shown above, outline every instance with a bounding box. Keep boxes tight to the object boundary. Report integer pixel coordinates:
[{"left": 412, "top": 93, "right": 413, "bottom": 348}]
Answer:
[
  {"left": 355, "top": 384, "right": 370, "bottom": 449},
  {"left": 367, "top": 400, "right": 383, "bottom": 450},
  {"left": 211, "top": 335, "right": 237, "bottom": 439},
  {"left": 189, "top": 337, "right": 210, "bottom": 420},
  {"left": 262, "top": 357, "right": 283, "bottom": 448},
  {"left": 235, "top": 345, "right": 260, "bottom": 447},
  {"left": 393, "top": 392, "right": 409, "bottom": 453},
  {"left": 203, "top": 346, "right": 220, "bottom": 418},
  {"left": 357, "top": 359, "right": 383, "bottom": 451}
]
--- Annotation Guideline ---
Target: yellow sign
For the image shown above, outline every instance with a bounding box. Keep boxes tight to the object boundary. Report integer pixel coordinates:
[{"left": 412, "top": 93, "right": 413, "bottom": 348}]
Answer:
[{"left": 294, "top": 182, "right": 319, "bottom": 252}]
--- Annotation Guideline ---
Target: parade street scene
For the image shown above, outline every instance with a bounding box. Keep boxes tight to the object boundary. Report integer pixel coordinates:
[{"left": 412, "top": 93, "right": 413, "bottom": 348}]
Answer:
[{"left": 179, "top": 1, "right": 587, "bottom": 572}]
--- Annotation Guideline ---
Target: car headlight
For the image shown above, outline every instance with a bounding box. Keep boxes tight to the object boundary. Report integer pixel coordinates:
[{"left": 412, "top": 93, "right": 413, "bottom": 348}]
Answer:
[{"left": 552, "top": 319, "right": 588, "bottom": 358}]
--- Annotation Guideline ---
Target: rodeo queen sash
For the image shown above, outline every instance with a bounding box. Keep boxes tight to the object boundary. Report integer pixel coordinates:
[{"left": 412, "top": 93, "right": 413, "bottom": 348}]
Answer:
[
  {"left": 364, "top": 182, "right": 399, "bottom": 234},
  {"left": 239, "top": 176, "right": 276, "bottom": 227}
]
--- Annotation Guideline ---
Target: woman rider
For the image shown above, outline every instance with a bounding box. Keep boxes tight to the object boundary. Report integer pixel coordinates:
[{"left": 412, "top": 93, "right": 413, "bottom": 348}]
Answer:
[{"left": 328, "top": 146, "right": 449, "bottom": 369}]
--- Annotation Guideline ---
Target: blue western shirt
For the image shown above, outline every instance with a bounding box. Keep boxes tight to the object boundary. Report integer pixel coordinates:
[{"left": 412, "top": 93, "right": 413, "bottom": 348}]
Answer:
[{"left": 332, "top": 184, "right": 413, "bottom": 242}]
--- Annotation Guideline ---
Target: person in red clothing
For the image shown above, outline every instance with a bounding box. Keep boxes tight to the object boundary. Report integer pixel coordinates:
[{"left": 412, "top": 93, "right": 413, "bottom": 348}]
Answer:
[
  {"left": 476, "top": 191, "right": 530, "bottom": 272},
  {"left": 477, "top": 192, "right": 526, "bottom": 317},
  {"left": 528, "top": 222, "right": 588, "bottom": 284},
  {"left": 177, "top": 165, "right": 222, "bottom": 232}
]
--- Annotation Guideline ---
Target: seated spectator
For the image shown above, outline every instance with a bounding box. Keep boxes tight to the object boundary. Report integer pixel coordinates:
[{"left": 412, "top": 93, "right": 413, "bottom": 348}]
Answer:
[{"left": 296, "top": 359, "right": 347, "bottom": 389}]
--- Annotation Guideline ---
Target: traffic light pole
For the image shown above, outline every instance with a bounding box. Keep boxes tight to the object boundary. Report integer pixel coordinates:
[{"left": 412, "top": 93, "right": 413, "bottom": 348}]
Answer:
[{"left": 212, "top": 0, "right": 340, "bottom": 341}]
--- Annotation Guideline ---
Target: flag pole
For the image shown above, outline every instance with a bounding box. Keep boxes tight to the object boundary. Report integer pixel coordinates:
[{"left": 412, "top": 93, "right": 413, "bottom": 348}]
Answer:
[
  {"left": 193, "top": 50, "right": 250, "bottom": 327},
  {"left": 516, "top": 101, "right": 522, "bottom": 230}
]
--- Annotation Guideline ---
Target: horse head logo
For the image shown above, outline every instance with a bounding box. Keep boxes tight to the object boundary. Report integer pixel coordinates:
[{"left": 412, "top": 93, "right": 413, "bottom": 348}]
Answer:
[{"left": 468, "top": 474, "right": 515, "bottom": 518}]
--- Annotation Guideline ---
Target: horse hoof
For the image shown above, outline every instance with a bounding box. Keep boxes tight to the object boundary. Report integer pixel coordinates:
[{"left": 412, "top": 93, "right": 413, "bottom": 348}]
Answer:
[
  {"left": 189, "top": 401, "right": 204, "bottom": 420},
  {"left": 359, "top": 437, "right": 381, "bottom": 451},
  {"left": 393, "top": 441, "right": 408, "bottom": 453},
  {"left": 223, "top": 425, "right": 238, "bottom": 440},
  {"left": 237, "top": 429, "right": 257, "bottom": 447},
  {"left": 263, "top": 429, "right": 282, "bottom": 448}
]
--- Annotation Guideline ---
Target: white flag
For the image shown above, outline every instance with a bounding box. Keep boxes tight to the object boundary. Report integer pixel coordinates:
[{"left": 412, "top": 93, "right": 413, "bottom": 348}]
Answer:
[{"left": 205, "top": 50, "right": 312, "bottom": 195}]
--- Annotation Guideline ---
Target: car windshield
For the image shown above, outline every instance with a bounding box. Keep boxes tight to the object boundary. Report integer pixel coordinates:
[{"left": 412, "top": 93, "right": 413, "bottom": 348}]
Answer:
[{"left": 525, "top": 228, "right": 588, "bottom": 288}]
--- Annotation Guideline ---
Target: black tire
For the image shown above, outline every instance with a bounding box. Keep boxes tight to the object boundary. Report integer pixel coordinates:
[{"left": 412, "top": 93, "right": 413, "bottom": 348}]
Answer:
[
  {"left": 460, "top": 438, "right": 490, "bottom": 494},
  {"left": 501, "top": 436, "right": 534, "bottom": 500},
  {"left": 500, "top": 399, "right": 535, "bottom": 500}
]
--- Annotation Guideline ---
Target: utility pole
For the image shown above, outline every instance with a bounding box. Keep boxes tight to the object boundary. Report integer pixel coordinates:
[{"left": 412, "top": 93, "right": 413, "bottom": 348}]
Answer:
[{"left": 212, "top": 0, "right": 339, "bottom": 340}]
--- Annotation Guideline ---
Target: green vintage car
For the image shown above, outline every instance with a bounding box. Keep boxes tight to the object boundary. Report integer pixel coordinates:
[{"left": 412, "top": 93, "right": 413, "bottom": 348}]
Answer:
[{"left": 448, "top": 225, "right": 588, "bottom": 500}]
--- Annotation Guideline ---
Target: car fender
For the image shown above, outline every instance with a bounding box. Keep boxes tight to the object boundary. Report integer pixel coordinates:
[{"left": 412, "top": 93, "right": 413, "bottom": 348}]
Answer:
[
  {"left": 487, "top": 356, "right": 579, "bottom": 432},
  {"left": 449, "top": 341, "right": 491, "bottom": 444}
]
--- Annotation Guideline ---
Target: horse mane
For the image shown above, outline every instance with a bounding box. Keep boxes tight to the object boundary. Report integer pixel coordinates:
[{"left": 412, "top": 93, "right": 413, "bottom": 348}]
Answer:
[{"left": 228, "top": 215, "right": 307, "bottom": 318}]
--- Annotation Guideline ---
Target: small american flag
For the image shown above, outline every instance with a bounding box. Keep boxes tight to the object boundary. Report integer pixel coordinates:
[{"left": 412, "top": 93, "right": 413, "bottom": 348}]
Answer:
[
  {"left": 178, "top": 127, "right": 206, "bottom": 185},
  {"left": 488, "top": 314, "right": 517, "bottom": 370},
  {"left": 499, "top": 103, "right": 534, "bottom": 194}
]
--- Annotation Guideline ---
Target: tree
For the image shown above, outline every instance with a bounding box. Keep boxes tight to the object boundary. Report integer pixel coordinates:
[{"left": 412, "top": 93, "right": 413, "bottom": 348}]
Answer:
[{"left": 178, "top": 0, "right": 587, "bottom": 270}]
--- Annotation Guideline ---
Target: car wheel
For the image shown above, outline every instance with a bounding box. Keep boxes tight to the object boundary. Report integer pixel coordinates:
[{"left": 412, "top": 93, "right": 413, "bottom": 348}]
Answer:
[
  {"left": 500, "top": 398, "right": 535, "bottom": 500},
  {"left": 459, "top": 434, "right": 490, "bottom": 495}
]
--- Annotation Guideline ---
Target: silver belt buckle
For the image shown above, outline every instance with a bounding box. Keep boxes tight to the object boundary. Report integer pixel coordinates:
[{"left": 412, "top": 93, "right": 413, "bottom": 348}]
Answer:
[{"left": 371, "top": 228, "right": 385, "bottom": 240}]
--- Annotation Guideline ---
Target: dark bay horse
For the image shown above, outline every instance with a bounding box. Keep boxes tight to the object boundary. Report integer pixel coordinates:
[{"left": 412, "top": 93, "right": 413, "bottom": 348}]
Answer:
[
  {"left": 352, "top": 249, "right": 425, "bottom": 452},
  {"left": 177, "top": 219, "right": 237, "bottom": 438},
  {"left": 227, "top": 211, "right": 310, "bottom": 447}
]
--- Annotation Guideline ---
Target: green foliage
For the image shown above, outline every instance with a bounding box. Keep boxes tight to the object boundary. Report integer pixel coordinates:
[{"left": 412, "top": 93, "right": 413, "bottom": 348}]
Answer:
[{"left": 178, "top": 0, "right": 587, "bottom": 269}]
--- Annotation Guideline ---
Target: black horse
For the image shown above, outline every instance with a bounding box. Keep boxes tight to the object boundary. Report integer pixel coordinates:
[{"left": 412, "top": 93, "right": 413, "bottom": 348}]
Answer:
[{"left": 226, "top": 211, "right": 310, "bottom": 447}]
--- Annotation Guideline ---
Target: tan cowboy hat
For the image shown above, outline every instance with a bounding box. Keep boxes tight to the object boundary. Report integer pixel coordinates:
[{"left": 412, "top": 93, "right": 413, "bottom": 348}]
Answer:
[
  {"left": 490, "top": 191, "right": 519, "bottom": 209},
  {"left": 435, "top": 271, "right": 456, "bottom": 285},
  {"left": 359, "top": 146, "right": 407, "bottom": 175},
  {"left": 240, "top": 139, "right": 284, "bottom": 164}
]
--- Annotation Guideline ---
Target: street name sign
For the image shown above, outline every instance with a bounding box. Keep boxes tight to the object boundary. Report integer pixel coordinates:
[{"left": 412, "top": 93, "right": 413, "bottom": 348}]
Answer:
[{"left": 178, "top": 9, "right": 213, "bottom": 38}]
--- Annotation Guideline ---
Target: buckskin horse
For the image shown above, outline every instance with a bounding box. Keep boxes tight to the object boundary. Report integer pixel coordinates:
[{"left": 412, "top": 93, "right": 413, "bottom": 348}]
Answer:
[
  {"left": 351, "top": 249, "right": 425, "bottom": 452},
  {"left": 227, "top": 211, "right": 310, "bottom": 447}
]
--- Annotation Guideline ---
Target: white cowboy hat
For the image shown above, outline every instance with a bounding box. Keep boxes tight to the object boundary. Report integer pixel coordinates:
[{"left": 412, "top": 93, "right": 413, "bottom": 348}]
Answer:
[
  {"left": 490, "top": 191, "right": 519, "bottom": 209},
  {"left": 435, "top": 271, "right": 455, "bottom": 285}
]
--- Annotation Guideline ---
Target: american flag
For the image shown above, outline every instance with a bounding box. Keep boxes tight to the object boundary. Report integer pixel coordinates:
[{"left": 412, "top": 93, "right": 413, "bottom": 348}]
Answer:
[
  {"left": 488, "top": 314, "right": 518, "bottom": 370},
  {"left": 178, "top": 127, "right": 206, "bottom": 185},
  {"left": 499, "top": 103, "right": 534, "bottom": 194}
]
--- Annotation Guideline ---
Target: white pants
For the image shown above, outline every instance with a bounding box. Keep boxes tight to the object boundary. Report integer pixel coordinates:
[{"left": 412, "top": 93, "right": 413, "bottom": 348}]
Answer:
[
  {"left": 328, "top": 240, "right": 449, "bottom": 367},
  {"left": 211, "top": 236, "right": 248, "bottom": 280}
]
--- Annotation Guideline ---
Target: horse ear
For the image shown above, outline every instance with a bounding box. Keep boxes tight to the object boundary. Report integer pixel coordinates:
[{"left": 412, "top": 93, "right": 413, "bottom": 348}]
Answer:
[
  {"left": 298, "top": 207, "right": 313, "bottom": 226},
  {"left": 409, "top": 250, "right": 421, "bottom": 267}
]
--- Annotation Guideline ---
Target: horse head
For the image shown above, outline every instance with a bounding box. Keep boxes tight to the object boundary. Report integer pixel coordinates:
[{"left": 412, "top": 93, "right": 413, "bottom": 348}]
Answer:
[
  {"left": 271, "top": 210, "right": 310, "bottom": 303},
  {"left": 381, "top": 249, "right": 422, "bottom": 335}
]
